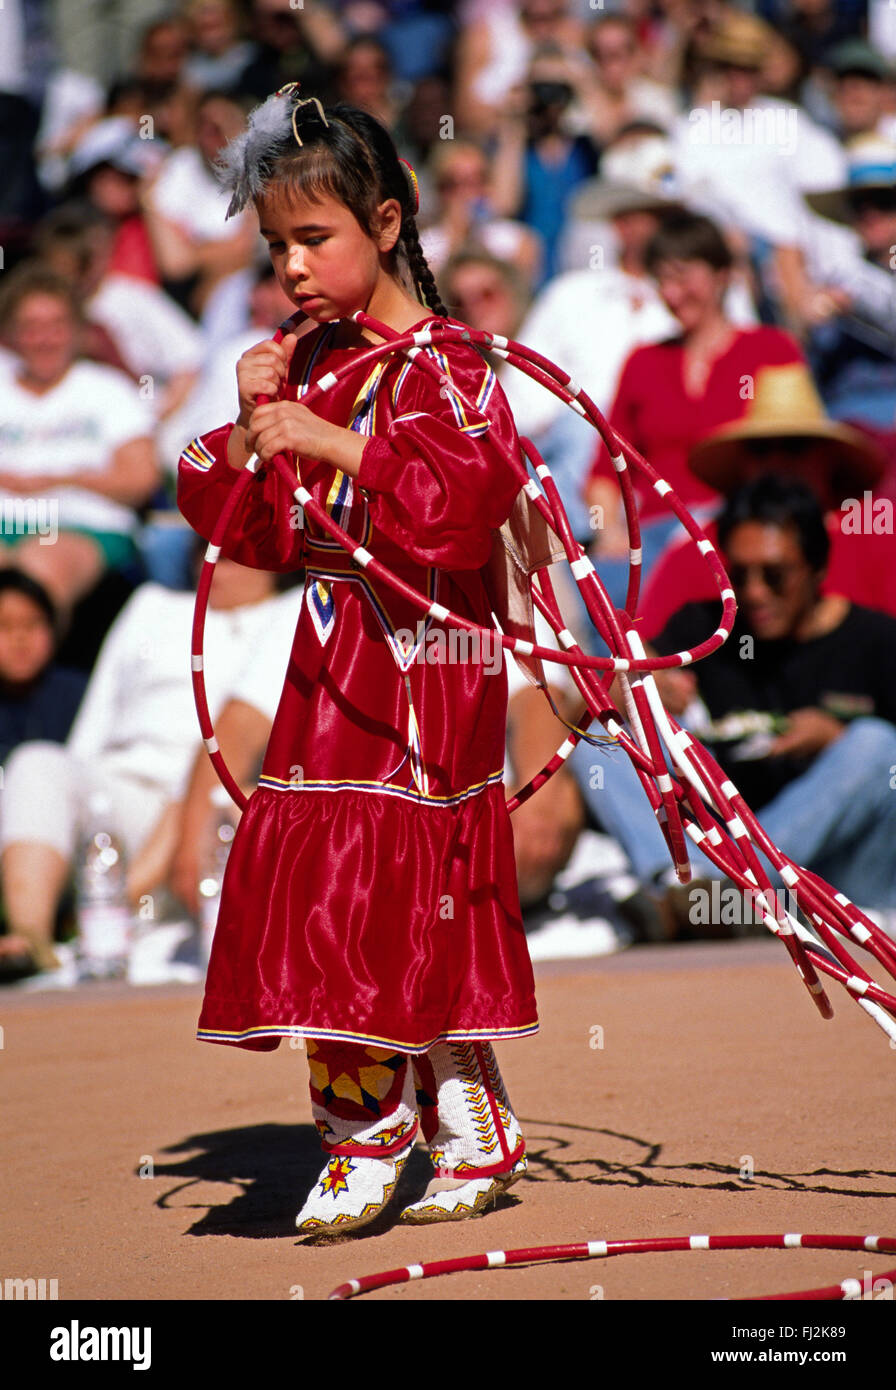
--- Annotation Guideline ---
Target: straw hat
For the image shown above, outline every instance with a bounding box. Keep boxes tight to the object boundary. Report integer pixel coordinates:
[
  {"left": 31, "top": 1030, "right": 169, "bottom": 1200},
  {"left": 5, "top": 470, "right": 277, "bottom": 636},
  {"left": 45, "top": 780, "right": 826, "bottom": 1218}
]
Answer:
[
  {"left": 688, "top": 363, "right": 884, "bottom": 500},
  {"left": 804, "top": 136, "right": 896, "bottom": 225},
  {"left": 698, "top": 11, "right": 773, "bottom": 71}
]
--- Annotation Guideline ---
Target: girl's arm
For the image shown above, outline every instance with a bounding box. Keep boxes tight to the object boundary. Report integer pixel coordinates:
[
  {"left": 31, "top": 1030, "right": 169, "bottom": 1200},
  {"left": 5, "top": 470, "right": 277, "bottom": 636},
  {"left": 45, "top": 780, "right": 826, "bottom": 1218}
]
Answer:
[
  {"left": 179, "top": 333, "right": 308, "bottom": 571},
  {"left": 178, "top": 424, "right": 307, "bottom": 572},
  {"left": 245, "top": 339, "right": 525, "bottom": 571}
]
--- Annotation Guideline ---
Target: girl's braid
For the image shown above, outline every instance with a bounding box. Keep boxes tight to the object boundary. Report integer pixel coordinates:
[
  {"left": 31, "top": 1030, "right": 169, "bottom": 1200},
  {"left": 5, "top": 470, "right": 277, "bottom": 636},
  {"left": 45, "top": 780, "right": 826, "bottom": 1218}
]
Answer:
[{"left": 400, "top": 214, "right": 449, "bottom": 318}]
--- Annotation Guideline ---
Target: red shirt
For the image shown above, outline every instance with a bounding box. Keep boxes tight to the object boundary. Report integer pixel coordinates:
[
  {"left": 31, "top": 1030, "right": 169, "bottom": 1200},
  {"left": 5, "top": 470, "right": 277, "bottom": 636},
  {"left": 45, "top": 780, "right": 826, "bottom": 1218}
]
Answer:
[
  {"left": 588, "top": 327, "right": 805, "bottom": 521},
  {"left": 108, "top": 216, "right": 160, "bottom": 285}
]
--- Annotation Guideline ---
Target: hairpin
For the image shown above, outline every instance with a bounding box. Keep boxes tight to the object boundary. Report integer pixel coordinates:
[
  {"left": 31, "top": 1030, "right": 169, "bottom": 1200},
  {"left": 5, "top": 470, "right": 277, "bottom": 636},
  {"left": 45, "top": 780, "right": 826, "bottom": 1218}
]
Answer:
[{"left": 291, "top": 96, "right": 330, "bottom": 147}]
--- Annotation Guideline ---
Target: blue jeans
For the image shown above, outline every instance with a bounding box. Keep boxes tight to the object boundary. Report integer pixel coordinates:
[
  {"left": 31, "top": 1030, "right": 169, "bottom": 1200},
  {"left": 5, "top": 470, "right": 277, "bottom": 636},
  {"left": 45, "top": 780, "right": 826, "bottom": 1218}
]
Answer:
[{"left": 572, "top": 717, "right": 896, "bottom": 909}]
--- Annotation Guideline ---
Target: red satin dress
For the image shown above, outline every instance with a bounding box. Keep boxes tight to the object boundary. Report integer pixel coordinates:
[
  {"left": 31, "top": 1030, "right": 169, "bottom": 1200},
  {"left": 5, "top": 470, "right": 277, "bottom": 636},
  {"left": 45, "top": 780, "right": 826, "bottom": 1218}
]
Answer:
[{"left": 177, "top": 315, "right": 539, "bottom": 1053}]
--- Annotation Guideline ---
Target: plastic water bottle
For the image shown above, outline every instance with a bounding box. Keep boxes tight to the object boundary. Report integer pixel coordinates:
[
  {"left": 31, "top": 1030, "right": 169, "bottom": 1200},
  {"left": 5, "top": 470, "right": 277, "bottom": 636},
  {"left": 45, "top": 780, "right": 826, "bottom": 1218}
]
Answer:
[
  {"left": 76, "top": 794, "right": 133, "bottom": 979},
  {"left": 198, "top": 786, "right": 237, "bottom": 966}
]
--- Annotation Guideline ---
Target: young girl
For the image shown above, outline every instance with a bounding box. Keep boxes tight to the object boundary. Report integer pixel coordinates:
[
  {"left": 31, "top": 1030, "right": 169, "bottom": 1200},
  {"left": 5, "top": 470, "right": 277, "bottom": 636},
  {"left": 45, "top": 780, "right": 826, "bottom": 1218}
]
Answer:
[{"left": 177, "top": 89, "right": 539, "bottom": 1234}]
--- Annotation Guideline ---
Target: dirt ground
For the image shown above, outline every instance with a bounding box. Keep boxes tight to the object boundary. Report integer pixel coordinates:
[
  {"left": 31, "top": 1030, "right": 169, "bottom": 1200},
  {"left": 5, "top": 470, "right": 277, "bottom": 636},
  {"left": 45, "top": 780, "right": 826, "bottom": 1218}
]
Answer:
[{"left": 3, "top": 934, "right": 894, "bottom": 1323}]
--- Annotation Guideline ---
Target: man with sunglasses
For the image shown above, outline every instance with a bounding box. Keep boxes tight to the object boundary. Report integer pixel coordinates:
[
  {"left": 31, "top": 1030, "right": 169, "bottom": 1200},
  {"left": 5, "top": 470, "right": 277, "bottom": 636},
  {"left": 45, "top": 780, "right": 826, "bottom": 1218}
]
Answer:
[{"left": 574, "top": 473, "right": 896, "bottom": 932}]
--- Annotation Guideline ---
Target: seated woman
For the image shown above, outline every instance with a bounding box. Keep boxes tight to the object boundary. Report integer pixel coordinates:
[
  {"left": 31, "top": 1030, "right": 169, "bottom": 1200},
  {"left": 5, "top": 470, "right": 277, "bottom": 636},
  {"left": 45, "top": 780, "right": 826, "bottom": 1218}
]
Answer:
[
  {"left": 585, "top": 210, "right": 805, "bottom": 617},
  {"left": 0, "top": 264, "right": 159, "bottom": 617}
]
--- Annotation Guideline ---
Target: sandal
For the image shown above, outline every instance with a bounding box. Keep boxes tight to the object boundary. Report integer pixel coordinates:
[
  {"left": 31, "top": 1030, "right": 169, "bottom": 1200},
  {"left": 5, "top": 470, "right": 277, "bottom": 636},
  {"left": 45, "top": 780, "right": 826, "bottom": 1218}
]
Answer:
[{"left": 0, "top": 934, "right": 60, "bottom": 984}]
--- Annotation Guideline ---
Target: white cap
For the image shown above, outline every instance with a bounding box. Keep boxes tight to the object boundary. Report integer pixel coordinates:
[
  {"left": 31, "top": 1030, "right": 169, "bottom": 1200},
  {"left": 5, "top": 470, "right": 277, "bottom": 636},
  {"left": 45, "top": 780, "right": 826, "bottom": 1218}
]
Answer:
[{"left": 69, "top": 117, "right": 164, "bottom": 181}]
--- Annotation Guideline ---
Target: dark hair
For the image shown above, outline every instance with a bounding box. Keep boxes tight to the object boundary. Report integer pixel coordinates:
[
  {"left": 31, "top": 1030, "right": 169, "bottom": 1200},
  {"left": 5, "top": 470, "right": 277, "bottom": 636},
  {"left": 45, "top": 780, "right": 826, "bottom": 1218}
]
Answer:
[
  {"left": 644, "top": 209, "right": 734, "bottom": 274},
  {"left": 608, "top": 119, "right": 668, "bottom": 146},
  {"left": 0, "top": 569, "right": 58, "bottom": 631},
  {"left": 716, "top": 474, "right": 831, "bottom": 572},
  {"left": 34, "top": 202, "right": 113, "bottom": 277},
  {"left": 339, "top": 35, "right": 392, "bottom": 73},
  {"left": 258, "top": 100, "right": 448, "bottom": 317},
  {"left": 198, "top": 87, "right": 252, "bottom": 117}
]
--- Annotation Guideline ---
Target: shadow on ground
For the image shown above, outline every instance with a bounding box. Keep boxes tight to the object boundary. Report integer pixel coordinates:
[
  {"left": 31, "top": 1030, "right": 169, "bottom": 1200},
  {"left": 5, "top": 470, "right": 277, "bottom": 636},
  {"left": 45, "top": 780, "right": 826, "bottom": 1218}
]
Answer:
[
  {"left": 521, "top": 1117, "right": 896, "bottom": 1198},
  {"left": 143, "top": 1118, "right": 894, "bottom": 1241}
]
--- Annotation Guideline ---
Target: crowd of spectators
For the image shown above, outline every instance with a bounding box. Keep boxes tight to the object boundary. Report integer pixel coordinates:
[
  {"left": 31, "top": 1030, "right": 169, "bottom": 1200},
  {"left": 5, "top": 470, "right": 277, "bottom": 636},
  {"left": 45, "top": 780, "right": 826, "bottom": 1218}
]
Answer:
[{"left": 1, "top": 0, "right": 895, "bottom": 977}]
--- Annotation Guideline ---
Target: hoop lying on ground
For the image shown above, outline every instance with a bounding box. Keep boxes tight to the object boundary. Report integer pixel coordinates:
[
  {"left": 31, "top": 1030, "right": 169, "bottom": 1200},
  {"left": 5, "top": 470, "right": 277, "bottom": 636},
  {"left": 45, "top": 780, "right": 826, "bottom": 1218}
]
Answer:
[
  {"left": 326, "top": 1231, "right": 896, "bottom": 1301},
  {"left": 188, "top": 311, "right": 896, "bottom": 1045}
]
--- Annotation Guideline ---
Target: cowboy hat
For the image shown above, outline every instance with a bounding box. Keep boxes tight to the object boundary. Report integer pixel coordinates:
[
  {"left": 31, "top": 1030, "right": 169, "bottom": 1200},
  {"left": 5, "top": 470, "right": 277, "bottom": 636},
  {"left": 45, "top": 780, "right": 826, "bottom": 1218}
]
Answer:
[
  {"left": 689, "top": 362, "right": 884, "bottom": 500},
  {"left": 804, "top": 136, "right": 896, "bottom": 224}
]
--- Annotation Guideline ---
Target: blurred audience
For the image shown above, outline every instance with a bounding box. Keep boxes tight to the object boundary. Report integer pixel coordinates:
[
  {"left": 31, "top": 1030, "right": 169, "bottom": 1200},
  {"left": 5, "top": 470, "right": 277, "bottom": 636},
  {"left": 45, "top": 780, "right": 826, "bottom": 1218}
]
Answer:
[
  {"left": 826, "top": 39, "right": 893, "bottom": 143},
  {"left": 0, "top": 265, "right": 158, "bottom": 613},
  {"left": 671, "top": 9, "right": 847, "bottom": 332},
  {"left": 334, "top": 35, "right": 399, "bottom": 128},
  {"left": 585, "top": 210, "right": 804, "bottom": 611},
  {"left": 141, "top": 89, "right": 256, "bottom": 328},
  {"left": 634, "top": 360, "right": 890, "bottom": 635},
  {"left": 454, "top": 0, "right": 585, "bottom": 138},
  {"left": 1, "top": 0, "right": 893, "bottom": 968},
  {"left": 801, "top": 137, "right": 896, "bottom": 429},
  {"left": 182, "top": 0, "right": 258, "bottom": 93},
  {"left": 36, "top": 202, "right": 202, "bottom": 423},
  {"left": 503, "top": 130, "right": 685, "bottom": 541},
  {"left": 584, "top": 13, "right": 680, "bottom": 144},
  {"left": 0, "top": 552, "right": 302, "bottom": 980},
  {"left": 441, "top": 249, "right": 531, "bottom": 354},
  {"left": 574, "top": 475, "right": 896, "bottom": 927},
  {"left": 237, "top": 0, "right": 343, "bottom": 101},
  {"left": 0, "top": 570, "right": 87, "bottom": 765},
  {"left": 66, "top": 116, "right": 164, "bottom": 285},
  {"left": 420, "top": 138, "right": 543, "bottom": 288},
  {"left": 491, "top": 44, "right": 600, "bottom": 283}
]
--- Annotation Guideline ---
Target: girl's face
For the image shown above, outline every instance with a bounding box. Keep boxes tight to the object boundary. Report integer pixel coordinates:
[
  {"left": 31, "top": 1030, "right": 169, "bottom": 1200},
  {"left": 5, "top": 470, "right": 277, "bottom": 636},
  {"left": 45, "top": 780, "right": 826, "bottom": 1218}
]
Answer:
[{"left": 257, "top": 187, "right": 401, "bottom": 322}]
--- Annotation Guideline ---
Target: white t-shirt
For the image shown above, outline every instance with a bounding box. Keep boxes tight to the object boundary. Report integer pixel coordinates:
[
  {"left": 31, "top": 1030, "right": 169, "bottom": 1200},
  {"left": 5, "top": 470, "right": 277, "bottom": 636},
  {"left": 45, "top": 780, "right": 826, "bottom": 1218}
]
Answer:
[
  {"left": 150, "top": 146, "right": 250, "bottom": 245},
  {"left": 672, "top": 97, "right": 846, "bottom": 247},
  {"left": 88, "top": 275, "right": 202, "bottom": 387},
  {"left": 502, "top": 268, "right": 679, "bottom": 437},
  {"left": 67, "top": 583, "right": 304, "bottom": 798},
  {"left": 157, "top": 326, "right": 257, "bottom": 474},
  {"left": 0, "top": 361, "right": 155, "bottom": 535}
]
